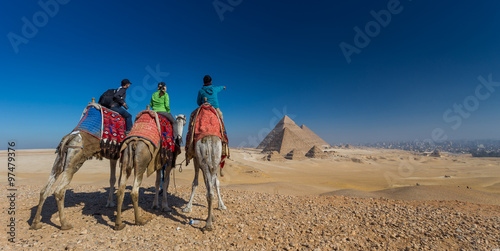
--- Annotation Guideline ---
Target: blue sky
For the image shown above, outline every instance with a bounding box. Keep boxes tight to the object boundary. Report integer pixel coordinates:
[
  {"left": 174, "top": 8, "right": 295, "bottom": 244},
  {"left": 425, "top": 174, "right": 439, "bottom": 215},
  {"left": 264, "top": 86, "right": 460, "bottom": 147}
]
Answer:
[{"left": 1, "top": 0, "right": 500, "bottom": 149}]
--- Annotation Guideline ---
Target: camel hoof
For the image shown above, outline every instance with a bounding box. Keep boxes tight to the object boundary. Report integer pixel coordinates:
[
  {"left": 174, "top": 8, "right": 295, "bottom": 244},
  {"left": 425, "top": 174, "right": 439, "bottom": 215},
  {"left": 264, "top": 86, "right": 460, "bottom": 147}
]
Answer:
[
  {"left": 152, "top": 204, "right": 159, "bottom": 210},
  {"left": 60, "top": 223, "right": 73, "bottom": 231},
  {"left": 136, "top": 219, "right": 149, "bottom": 226},
  {"left": 182, "top": 207, "right": 192, "bottom": 213},
  {"left": 202, "top": 226, "right": 213, "bottom": 232},
  {"left": 161, "top": 206, "right": 172, "bottom": 212},
  {"left": 30, "top": 222, "right": 42, "bottom": 230},
  {"left": 106, "top": 202, "right": 115, "bottom": 208},
  {"left": 114, "top": 223, "right": 126, "bottom": 231},
  {"left": 218, "top": 205, "right": 227, "bottom": 210}
]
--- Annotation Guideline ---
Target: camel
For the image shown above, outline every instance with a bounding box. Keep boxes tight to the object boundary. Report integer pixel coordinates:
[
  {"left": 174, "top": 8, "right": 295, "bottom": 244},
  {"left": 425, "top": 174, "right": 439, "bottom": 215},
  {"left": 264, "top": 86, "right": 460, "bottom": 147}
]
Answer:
[
  {"left": 182, "top": 135, "right": 227, "bottom": 231},
  {"left": 114, "top": 114, "right": 186, "bottom": 231},
  {"left": 30, "top": 131, "right": 118, "bottom": 230}
]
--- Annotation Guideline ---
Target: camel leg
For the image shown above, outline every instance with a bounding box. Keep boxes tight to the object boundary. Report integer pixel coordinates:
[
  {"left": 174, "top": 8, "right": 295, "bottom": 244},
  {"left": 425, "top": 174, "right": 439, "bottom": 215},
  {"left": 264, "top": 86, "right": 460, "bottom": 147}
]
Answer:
[
  {"left": 106, "top": 159, "right": 117, "bottom": 208},
  {"left": 202, "top": 169, "right": 215, "bottom": 231},
  {"left": 54, "top": 150, "right": 85, "bottom": 230},
  {"left": 131, "top": 168, "right": 147, "bottom": 225},
  {"left": 115, "top": 149, "right": 132, "bottom": 231},
  {"left": 30, "top": 155, "right": 63, "bottom": 230},
  {"left": 215, "top": 176, "right": 227, "bottom": 210},
  {"left": 182, "top": 161, "right": 200, "bottom": 213},
  {"left": 152, "top": 169, "right": 161, "bottom": 210},
  {"left": 161, "top": 163, "right": 173, "bottom": 212}
]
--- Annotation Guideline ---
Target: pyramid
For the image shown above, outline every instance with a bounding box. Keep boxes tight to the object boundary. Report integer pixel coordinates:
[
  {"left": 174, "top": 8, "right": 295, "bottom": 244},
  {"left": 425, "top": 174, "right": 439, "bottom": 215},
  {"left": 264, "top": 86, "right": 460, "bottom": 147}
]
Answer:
[
  {"left": 263, "top": 151, "right": 286, "bottom": 162},
  {"left": 305, "top": 145, "right": 328, "bottom": 159},
  {"left": 258, "top": 115, "right": 330, "bottom": 154},
  {"left": 300, "top": 125, "right": 329, "bottom": 147},
  {"left": 285, "top": 149, "right": 306, "bottom": 160}
]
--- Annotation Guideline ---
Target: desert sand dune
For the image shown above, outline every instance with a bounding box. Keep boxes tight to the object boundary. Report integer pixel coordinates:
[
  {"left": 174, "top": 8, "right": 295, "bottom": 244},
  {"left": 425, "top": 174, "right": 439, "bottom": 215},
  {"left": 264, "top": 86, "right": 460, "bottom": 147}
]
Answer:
[{"left": 1, "top": 147, "right": 499, "bottom": 250}]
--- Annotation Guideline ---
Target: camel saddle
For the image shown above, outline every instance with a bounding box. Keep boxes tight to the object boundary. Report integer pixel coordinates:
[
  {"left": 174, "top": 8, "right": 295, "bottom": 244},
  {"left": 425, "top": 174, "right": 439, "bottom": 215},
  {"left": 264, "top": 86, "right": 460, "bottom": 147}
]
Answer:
[
  {"left": 73, "top": 103, "right": 126, "bottom": 159},
  {"left": 185, "top": 103, "right": 229, "bottom": 167},
  {"left": 121, "top": 110, "right": 177, "bottom": 177}
]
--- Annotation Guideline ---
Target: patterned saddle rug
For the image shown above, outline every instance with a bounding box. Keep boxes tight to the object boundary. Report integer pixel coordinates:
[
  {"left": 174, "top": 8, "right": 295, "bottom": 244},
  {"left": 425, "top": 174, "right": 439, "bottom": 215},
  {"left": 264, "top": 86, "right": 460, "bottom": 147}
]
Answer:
[
  {"left": 73, "top": 104, "right": 126, "bottom": 159},
  {"left": 123, "top": 110, "right": 176, "bottom": 176},
  {"left": 185, "top": 103, "right": 229, "bottom": 168}
]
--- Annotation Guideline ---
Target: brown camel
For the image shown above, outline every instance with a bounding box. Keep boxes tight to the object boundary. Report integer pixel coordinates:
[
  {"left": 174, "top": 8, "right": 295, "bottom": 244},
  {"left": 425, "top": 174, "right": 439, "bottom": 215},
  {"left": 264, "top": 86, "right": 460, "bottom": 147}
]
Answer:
[
  {"left": 30, "top": 131, "right": 118, "bottom": 230},
  {"left": 114, "top": 115, "right": 186, "bottom": 230}
]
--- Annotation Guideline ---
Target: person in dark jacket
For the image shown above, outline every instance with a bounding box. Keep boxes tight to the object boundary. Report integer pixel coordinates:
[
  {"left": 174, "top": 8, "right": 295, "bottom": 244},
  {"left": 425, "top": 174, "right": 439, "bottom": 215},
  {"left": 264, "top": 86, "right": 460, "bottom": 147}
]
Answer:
[
  {"left": 110, "top": 79, "right": 133, "bottom": 133},
  {"left": 197, "top": 75, "right": 225, "bottom": 120}
]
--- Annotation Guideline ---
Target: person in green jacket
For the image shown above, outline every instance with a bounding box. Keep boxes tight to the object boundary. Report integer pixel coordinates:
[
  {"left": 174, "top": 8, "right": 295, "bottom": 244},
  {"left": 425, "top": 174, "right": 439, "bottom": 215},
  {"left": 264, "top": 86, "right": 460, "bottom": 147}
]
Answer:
[
  {"left": 150, "top": 82, "right": 179, "bottom": 141},
  {"left": 150, "top": 82, "right": 179, "bottom": 194}
]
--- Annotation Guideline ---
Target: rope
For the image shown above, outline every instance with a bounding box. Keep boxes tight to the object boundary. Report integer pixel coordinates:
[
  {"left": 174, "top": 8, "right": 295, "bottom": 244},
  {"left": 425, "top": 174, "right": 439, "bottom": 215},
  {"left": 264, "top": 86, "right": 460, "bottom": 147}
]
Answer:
[
  {"left": 176, "top": 158, "right": 186, "bottom": 173},
  {"left": 170, "top": 158, "right": 186, "bottom": 194},
  {"left": 171, "top": 166, "right": 177, "bottom": 194}
]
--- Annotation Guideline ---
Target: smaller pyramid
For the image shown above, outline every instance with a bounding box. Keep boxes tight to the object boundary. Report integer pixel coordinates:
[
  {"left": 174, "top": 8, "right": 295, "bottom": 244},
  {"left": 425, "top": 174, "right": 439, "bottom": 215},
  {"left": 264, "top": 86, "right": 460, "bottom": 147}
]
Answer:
[
  {"left": 430, "top": 149, "right": 441, "bottom": 157},
  {"left": 263, "top": 151, "right": 286, "bottom": 162},
  {"left": 285, "top": 149, "right": 306, "bottom": 160},
  {"left": 305, "top": 145, "right": 328, "bottom": 159}
]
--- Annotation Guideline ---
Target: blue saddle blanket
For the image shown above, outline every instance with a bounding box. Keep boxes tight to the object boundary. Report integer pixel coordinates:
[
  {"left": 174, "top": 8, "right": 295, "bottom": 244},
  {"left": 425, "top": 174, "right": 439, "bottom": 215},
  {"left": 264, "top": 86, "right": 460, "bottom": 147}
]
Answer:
[{"left": 74, "top": 107, "right": 102, "bottom": 138}]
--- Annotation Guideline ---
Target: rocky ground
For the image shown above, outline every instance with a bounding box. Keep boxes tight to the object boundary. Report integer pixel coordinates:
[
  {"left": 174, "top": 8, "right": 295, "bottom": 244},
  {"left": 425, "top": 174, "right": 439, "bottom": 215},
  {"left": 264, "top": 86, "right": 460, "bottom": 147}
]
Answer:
[{"left": 2, "top": 184, "right": 500, "bottom": 250}]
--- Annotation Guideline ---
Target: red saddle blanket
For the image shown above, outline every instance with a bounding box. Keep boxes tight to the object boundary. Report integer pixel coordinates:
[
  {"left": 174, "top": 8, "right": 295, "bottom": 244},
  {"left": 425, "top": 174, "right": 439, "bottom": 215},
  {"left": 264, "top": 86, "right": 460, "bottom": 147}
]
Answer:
[
  {"left": 102, "top": 108, "right": 126, "bottom": 144},
  {"left": 126, "top": 110, "right": 174, "bottom": 152},
  {"left": 127, "top": 111, "right": 161, "bottom": 147},
  {"left": 185, "top": 103, "right": 229, "bottom": 167}
]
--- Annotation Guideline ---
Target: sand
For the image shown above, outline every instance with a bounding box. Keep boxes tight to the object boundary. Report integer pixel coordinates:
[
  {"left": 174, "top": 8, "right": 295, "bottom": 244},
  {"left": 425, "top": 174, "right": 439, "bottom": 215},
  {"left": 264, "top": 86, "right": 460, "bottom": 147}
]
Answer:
[{"left": 0, "top": 147, "right": 499, "bottom": 249}]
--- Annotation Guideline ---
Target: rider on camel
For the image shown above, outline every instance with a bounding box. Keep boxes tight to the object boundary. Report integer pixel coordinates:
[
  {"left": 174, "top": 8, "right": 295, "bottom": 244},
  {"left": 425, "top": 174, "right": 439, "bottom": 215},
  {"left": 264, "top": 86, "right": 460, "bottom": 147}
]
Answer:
[
  {"left": 110, "top": 79, "right": 133, "bottom": 134},
  {"left": 197, "top": 75, "right": 225, "bottom": 120},
  {"left": 150, "top": 82, "right": 180, "bottom": 143}
]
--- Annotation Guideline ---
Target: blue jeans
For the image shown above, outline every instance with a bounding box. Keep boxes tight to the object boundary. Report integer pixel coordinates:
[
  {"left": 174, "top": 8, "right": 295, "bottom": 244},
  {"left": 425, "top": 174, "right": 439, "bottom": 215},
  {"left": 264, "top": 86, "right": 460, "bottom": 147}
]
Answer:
[{"left": 110, "top": 106, "right": 133, "bottom": 131}]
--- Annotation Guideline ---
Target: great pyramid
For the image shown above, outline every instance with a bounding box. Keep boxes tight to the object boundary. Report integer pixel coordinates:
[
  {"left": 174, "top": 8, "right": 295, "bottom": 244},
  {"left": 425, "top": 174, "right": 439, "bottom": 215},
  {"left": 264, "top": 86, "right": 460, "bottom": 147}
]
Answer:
[{"left": 257, "top": 115, "right": 329, "bottom": 154}]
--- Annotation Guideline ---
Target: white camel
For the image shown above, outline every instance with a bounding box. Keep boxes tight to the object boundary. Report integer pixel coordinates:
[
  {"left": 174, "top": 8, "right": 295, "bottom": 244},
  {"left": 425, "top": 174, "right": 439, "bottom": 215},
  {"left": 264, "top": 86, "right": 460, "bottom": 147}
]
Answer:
[
  {"left": 114, "top": 115, "right": 186, "bottom": 230},
  {"left": 183, "top": 135, "right": 227, "bottom": 231}
]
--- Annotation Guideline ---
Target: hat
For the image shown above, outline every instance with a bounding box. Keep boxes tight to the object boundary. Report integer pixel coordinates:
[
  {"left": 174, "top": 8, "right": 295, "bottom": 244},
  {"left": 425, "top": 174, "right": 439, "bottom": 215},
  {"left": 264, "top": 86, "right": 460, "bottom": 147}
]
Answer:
[
  {"left": 158, "top": 82, "right": 166, "bottom": 88},
  {"left": 121, "top": 79, "right": 132, "bottom": 86}
]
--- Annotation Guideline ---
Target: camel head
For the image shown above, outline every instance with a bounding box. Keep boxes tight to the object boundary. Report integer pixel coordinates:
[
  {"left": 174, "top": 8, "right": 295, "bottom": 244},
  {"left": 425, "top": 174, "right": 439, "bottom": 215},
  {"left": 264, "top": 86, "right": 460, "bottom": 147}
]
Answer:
[{"left": 174, "top": 114, "right": 187, "bottom": 143}]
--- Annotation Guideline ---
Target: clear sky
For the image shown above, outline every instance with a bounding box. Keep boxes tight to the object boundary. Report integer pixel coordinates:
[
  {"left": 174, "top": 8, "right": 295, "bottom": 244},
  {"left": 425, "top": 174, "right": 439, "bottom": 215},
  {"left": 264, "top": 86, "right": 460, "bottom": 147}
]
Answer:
[{"left": 2, "top": 0, "right": 500, "bottom": 149}]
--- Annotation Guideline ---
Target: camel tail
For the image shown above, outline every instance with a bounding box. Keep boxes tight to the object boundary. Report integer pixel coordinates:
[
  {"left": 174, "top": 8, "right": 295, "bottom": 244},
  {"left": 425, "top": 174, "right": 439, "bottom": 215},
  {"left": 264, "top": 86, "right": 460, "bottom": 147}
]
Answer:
[
  {"left": 122, "top": 141, "right": 137, "bottom": 177},
  {"left": 54, "top": 133, "right": 78, "bottom": 174},
  {"left": 201, "top": 135, "right": 221, "bottom": 175}
]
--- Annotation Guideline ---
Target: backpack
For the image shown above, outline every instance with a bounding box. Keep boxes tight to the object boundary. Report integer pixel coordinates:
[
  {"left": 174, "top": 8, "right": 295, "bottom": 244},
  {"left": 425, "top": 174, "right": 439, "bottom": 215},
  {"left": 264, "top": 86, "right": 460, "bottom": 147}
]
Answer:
[{"left": 98, "top": 89, "right": 117, "bottom": 108}]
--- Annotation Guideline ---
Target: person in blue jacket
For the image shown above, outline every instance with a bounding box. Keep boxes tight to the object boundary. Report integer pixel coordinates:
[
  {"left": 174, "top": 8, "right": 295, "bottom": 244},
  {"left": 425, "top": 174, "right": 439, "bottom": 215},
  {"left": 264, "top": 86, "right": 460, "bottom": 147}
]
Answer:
[{"left": 197, "top": 75, "right": 226, "bottom": 120}]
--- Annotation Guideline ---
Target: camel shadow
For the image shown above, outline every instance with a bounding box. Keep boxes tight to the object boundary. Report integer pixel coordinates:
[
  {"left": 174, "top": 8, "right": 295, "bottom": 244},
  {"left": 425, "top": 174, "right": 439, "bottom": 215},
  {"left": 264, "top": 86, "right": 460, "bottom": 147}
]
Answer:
[{"left": 28, "top": 185, "right": 190, "bottom": 230}]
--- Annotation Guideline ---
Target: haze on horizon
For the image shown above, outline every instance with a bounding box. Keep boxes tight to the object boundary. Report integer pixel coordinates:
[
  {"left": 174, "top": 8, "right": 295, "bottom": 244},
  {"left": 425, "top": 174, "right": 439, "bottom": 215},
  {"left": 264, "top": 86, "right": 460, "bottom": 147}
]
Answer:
[{"left": 1, "top": 1, "right": 500, "bottom": 150}]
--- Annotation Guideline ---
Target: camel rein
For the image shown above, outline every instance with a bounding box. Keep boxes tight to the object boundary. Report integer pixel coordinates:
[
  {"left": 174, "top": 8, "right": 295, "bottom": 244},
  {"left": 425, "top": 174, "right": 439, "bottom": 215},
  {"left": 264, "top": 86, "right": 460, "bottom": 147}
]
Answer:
[{"left": 170, "top": 158, "right": 186, "bottom": 193}]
